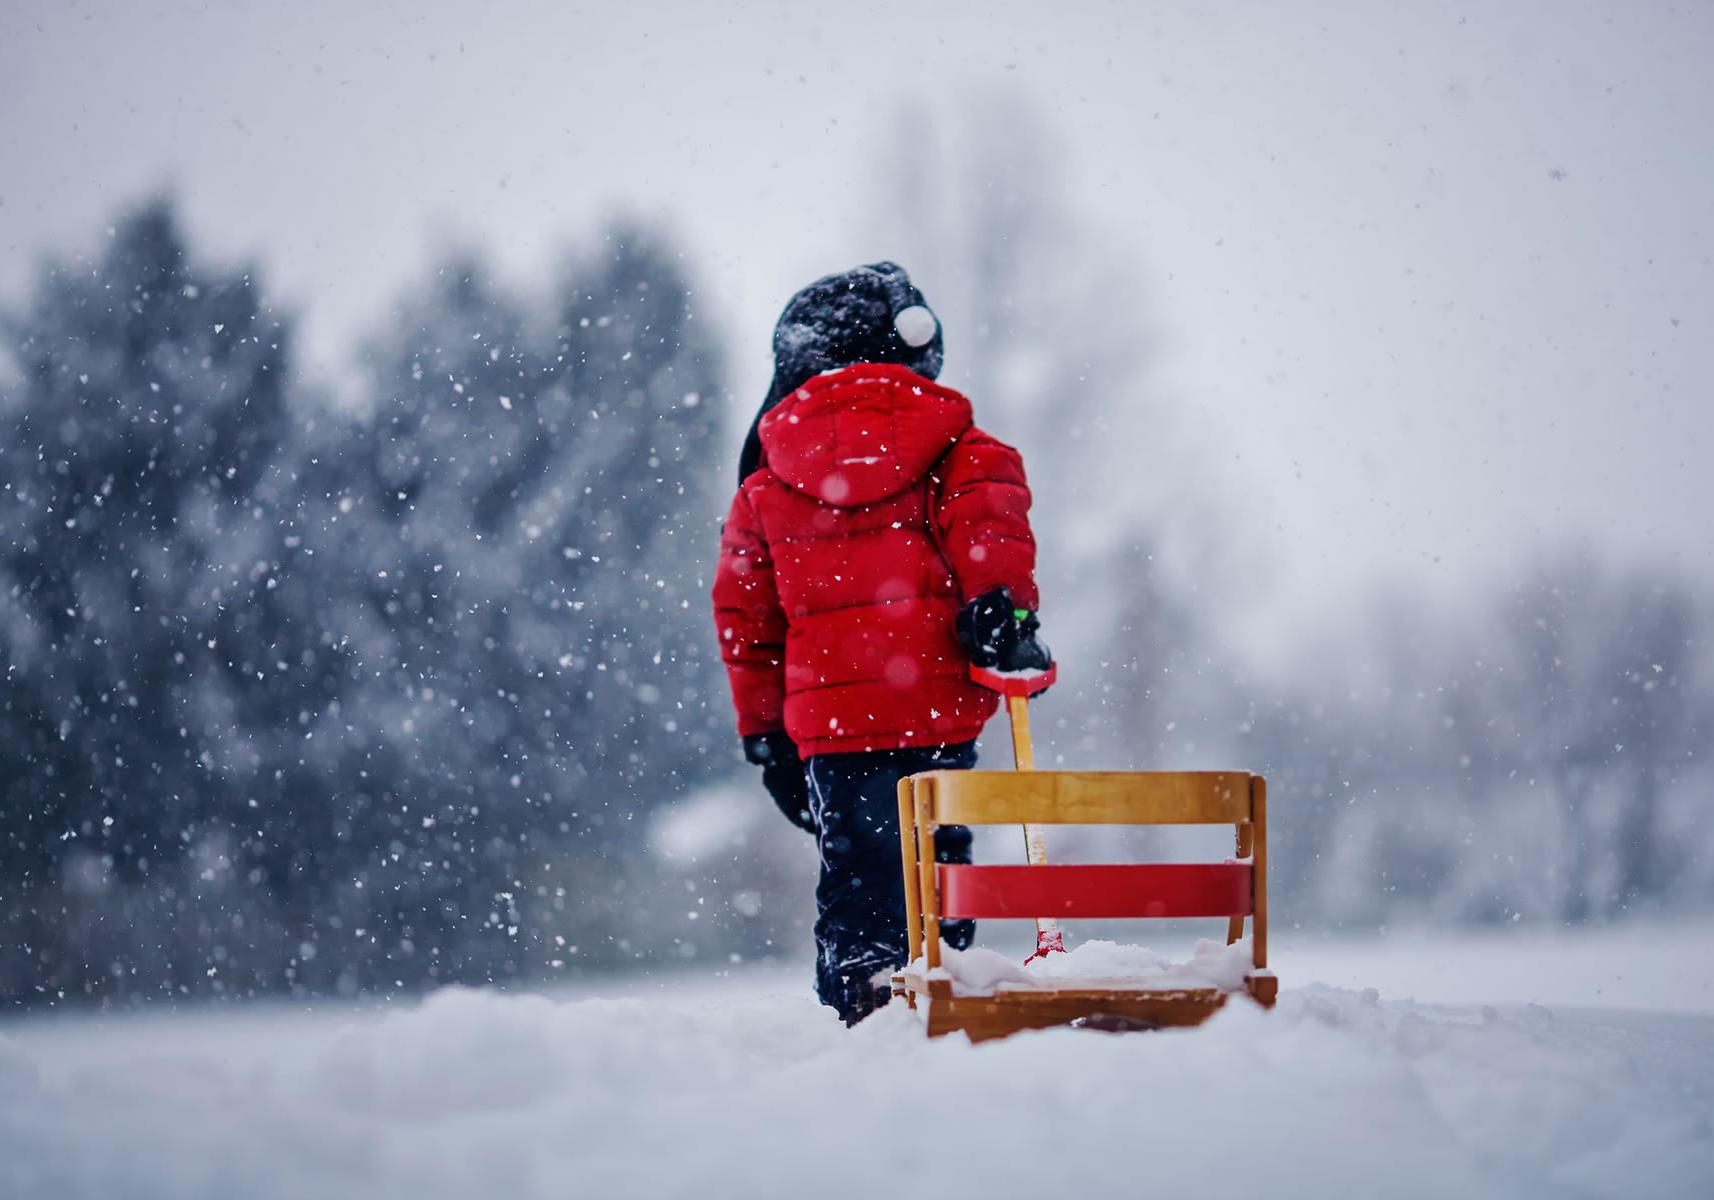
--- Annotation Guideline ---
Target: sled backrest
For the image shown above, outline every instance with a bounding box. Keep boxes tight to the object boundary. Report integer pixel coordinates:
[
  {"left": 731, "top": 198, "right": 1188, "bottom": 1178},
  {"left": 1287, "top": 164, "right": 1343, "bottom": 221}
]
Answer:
[
  {"left": 897, "top": 770, "right": 1269, "bottom": 977},
  {"left": 924, "top": 770, "right": 1252, "bottom": 826}
]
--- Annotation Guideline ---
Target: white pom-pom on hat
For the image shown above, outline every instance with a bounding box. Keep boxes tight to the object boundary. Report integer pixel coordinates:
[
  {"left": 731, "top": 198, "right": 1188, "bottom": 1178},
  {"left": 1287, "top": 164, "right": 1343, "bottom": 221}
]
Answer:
[{"left": 893, "top": 305, "right": 938, "bottom": 348}]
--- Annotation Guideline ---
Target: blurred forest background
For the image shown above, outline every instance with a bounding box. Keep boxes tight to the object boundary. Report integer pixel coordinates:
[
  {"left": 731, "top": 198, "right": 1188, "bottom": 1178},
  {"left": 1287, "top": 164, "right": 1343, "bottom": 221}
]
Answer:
[{"left": 2, "top": 110, "right": 1710, "bottom": 1009}]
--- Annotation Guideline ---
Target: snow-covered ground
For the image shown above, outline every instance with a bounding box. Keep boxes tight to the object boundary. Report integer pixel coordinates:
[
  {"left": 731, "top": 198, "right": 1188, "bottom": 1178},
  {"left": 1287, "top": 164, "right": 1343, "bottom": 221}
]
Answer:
[{"left": 4, "top": 920, "right": 1712, "bottom": 1199}]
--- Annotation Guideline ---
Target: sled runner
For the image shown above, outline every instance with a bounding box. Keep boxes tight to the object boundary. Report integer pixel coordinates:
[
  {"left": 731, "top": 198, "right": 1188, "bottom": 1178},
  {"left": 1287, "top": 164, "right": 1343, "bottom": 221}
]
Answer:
[{"left": 893, "top": 668, "right": 1276, "bottom": 1041}]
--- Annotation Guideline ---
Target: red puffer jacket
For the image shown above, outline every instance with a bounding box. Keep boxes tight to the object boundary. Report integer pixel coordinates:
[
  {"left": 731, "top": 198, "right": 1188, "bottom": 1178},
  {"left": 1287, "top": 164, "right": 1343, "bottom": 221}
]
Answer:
[{"left": 712, "top": 363, "right": 1038, "bottom": 757}]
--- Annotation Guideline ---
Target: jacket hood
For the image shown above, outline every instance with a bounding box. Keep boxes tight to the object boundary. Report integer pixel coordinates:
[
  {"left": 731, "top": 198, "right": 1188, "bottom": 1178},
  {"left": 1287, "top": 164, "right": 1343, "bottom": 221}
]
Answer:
[
  {"left": 737, "top": 261, "right": 943, "bottom": 485},
  {"left": 757, "top": 363, "right": 972, "bottom": 507}
]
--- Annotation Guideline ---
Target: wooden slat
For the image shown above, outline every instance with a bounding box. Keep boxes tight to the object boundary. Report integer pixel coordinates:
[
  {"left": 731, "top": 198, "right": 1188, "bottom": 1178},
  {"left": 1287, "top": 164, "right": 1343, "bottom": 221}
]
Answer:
[
  {"left": 897, "top": 778, "right": 924, "bottom": 968},
  {"left": 920, "top": 770, "right": 1253, "bottom": 826},
  {"left": 916, "top": 783, "right": 941, "bottom": 972},
  {"left": 1252, "top": 776, "right": 1269, "bottom": 971},
  {"left": 921, "top": 987, "right": 1232, "bottom": 1041},
  {"left": 937, "top": 863, "right": 1253, "bottom": 920},
  {"left": 1227, "top": 820, "right": 1254, "bottom": 945},
  {"left": 896, "top": 972, "right": 1277, "bottom": 1039}
]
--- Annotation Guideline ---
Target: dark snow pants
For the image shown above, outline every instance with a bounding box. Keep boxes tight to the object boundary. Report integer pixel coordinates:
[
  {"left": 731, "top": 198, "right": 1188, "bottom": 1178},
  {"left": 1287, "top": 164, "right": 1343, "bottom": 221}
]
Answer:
[{"left": 804, "top": 741, "right": 977, "bottom": 1023}]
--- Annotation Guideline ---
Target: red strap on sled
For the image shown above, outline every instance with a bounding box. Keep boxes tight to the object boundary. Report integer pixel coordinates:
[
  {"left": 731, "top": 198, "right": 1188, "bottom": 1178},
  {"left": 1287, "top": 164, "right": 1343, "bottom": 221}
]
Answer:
[{"left": 938, "top": 862, "right": 1253, "bottom": 920}]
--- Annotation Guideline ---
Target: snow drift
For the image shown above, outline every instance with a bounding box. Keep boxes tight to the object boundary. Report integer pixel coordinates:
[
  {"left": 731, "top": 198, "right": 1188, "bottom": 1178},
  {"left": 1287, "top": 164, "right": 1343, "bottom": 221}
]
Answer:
[{"left": 5, "top": 928, "right": 1713, "bottom": 1200}]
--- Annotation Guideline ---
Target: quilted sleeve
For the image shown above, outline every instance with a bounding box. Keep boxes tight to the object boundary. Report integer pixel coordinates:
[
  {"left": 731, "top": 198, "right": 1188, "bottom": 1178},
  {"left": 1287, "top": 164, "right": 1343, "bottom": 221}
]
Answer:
[
  {"left": 711, "top": 486, "right": 789, "bottom": 736},
  {"left": 932, "top": 428, "right": 1040, "bottom": 611}
]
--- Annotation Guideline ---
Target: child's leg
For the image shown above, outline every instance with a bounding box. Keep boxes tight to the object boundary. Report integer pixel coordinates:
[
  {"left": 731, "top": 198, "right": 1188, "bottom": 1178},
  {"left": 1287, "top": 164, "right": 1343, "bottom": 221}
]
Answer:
[
  {"left": 916, "top": 741, "right": 978, "bottom": 950},
  {"left": 932, "top": 821, "right": 976, "bottom": 951},
  {"left": 804, "top": 741, "right": 976, "bottom": 1023}
]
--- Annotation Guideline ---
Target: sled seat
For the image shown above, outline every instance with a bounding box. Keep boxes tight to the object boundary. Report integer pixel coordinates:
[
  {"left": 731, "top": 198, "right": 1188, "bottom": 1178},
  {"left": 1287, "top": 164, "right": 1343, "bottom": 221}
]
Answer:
[{"left": 893, "top": 770, "right": 1275, "bottom": 1042}]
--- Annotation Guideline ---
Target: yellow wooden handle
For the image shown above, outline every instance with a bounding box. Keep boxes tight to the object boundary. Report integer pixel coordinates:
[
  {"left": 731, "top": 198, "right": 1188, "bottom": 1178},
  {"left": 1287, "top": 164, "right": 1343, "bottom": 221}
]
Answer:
[
  {"left": 1006, "top": 694, "right": 1034, "bottom": 771},
  {"left": 1000, "top": 689, "right": 1061, "bottom": 951}
]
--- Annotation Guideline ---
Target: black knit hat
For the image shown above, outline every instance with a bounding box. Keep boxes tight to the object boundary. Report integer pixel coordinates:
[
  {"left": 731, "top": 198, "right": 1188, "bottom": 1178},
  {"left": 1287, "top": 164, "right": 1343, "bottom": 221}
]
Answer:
[{"left": 739, "top": 262, "right": 943, "bottom": 483}]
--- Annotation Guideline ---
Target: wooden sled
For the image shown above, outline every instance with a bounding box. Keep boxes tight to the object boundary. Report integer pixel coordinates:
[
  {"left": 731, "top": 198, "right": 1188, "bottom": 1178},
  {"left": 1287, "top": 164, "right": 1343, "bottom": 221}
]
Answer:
[{"left": 893, "top": 769, "right": 1276, "bottom": 1042}]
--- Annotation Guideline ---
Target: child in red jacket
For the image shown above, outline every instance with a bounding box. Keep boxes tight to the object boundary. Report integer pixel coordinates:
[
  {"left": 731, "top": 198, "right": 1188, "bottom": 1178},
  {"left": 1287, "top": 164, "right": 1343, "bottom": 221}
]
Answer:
[{"left": 713, "top": 263, "right": 1051, "bottom": 1023}]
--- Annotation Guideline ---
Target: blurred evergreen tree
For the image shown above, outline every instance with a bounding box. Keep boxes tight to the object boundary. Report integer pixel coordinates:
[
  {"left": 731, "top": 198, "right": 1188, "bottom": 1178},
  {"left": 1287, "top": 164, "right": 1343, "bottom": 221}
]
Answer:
[
  {"left": 316, "top": 225, "right": 729, "bottom": 982},
  {"left": 550, "top": 225, "right": 727, "bottom": 821},
  {"left": 0, "top": 201, "right": 735, "bottom": 1006},
  {"left": 0, "top": 199, "right": 323, "bottom": 999}
]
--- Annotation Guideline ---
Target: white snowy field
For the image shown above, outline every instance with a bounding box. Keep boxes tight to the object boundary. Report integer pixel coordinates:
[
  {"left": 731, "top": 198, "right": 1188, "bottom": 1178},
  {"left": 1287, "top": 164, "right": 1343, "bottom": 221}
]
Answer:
[{"left": 4, "top": 921, "right": 1712, "bottom": 1200}]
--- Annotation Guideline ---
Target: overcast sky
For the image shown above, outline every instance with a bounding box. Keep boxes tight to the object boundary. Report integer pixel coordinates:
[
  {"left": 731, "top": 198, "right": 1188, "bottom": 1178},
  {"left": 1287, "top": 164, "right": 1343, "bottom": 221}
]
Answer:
[{"left": 3, "top": 0, "right": 1709, "bottom": 668}]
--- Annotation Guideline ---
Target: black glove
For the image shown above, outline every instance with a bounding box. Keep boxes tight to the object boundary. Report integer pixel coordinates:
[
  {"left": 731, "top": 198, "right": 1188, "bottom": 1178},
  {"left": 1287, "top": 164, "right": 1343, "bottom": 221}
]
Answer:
[
  {"left": 955, "top": 586, "right": 1054, "bottom": 673},
  {"left": 743, "top": 731, "right": 815, "bottom": 835}
]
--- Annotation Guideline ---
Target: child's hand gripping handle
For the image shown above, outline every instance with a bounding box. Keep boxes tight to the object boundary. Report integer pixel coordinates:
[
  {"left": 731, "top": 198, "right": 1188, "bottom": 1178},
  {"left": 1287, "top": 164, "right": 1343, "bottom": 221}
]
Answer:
[{"left": 970, "top": 663, "right": 1066, "bottom": 962}]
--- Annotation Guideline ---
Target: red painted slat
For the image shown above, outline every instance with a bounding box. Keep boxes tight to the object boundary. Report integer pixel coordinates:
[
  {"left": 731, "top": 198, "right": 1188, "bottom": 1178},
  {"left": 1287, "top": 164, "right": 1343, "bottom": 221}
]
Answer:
[{"left": 937, "top": 863, "right": 1253, "bottom": 920}]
